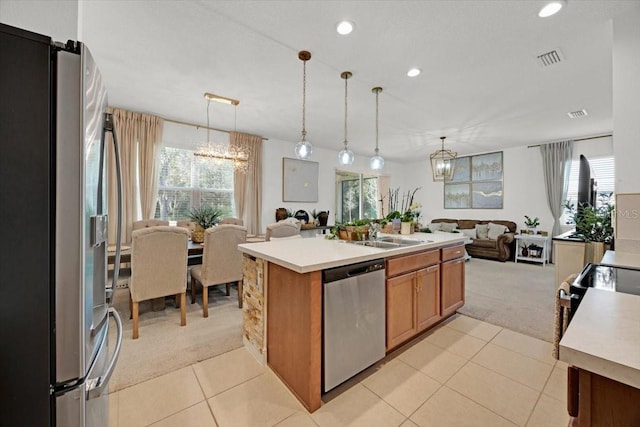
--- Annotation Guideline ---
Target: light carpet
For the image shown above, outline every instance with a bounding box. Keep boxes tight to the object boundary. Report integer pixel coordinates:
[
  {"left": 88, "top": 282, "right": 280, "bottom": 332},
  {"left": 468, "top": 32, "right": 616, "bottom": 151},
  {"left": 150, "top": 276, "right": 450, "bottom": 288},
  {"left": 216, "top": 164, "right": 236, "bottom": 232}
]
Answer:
[
  {"left": 107, "top": 285, "right": 243, "bottom": 392},
  {"left": 459, "top": 257, "right": 556, "bottom": 342}
]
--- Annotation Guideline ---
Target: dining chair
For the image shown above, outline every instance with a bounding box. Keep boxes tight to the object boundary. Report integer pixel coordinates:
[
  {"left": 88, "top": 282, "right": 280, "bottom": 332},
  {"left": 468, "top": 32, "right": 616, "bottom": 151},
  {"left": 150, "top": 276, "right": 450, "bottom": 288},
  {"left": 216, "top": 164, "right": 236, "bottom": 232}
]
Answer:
[
  {"left": 265, "top": 221, "right": 301, "bottom": 241},
  {"left": 129, "top": 226, "right": 189, "bottom": 339},
  {"left": 219, "top": 217, "right": 244, "bottom": 226},
  {"left": 190, "top": 224, "right": 247, "bottom": 316},
  {"left": 132, "top": 219, "right": 169, "bottom": 230},
  {"left": 176, "top": 220, "right": 197, "bottom": 239}
]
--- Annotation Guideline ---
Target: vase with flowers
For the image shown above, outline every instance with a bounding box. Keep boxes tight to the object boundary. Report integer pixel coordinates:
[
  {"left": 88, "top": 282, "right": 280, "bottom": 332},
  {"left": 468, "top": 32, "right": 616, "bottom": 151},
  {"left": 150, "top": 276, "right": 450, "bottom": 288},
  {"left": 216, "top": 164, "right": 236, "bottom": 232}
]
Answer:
[{"left": 401, "top": 203, "right": 422, "bottom": 235}]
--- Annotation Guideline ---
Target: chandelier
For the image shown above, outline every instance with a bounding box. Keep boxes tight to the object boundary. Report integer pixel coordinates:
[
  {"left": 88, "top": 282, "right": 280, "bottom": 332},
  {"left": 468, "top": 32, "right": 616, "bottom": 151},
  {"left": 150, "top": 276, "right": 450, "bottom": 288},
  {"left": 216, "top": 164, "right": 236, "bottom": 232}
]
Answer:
[
  {"left": 337, "top": 71, "right": 354, "bottom": 166},
  {"left": 294, "top": 50, "right": 313, "bottom": 160},
  {"left": 194, "top": 92, "right": 249, "bottom": 173},
  {"left": 369, "top": 87, "right": 384, "bottom": 171},
  {"left": 430, "top": 136, "right": 457, "bottom": 181}
]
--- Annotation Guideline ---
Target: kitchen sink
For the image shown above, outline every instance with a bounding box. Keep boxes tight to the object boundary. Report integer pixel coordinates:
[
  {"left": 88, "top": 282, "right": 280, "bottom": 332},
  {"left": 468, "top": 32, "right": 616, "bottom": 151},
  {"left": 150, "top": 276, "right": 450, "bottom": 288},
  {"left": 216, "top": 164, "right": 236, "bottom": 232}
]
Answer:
[{"left": 345, "top": 237, "right": 431, "bottom": 249}]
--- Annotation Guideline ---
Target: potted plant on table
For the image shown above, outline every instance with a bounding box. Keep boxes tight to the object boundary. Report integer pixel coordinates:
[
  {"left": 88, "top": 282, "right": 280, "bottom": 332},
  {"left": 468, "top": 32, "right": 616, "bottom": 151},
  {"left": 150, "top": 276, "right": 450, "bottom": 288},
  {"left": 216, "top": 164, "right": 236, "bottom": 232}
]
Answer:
[
  {"left": 564, "top": 193, "right": 614, "bottom": 263},
  {"left": 189, "top": 206, "right": 223, "bottom": 243},
  {"left": 523, "top": 215, "right": 540, "bottom": 234}
]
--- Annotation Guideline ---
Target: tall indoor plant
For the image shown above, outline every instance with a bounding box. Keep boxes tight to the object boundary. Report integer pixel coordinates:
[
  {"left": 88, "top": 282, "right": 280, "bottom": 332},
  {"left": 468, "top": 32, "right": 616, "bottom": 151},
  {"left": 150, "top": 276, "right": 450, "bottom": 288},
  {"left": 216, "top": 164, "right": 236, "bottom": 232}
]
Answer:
[{"left": 564, "top": 193, "right": 614, "bottom": 263}]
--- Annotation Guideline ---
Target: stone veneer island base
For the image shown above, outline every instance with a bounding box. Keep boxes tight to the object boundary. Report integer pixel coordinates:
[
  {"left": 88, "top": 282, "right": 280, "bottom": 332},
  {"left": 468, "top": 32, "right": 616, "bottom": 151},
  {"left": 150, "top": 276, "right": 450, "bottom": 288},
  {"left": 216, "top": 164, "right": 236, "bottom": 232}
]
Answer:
[{"left": 238, "top": 233, "right": 466, "bottom": 412}]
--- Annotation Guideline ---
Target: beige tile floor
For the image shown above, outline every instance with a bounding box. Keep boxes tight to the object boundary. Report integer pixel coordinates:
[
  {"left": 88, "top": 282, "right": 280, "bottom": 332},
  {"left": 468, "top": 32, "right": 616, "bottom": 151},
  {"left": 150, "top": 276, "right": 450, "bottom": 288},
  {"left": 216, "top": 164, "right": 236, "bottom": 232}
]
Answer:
[{"left": 108, "top": 314, "right": 570, "bottom": 427}]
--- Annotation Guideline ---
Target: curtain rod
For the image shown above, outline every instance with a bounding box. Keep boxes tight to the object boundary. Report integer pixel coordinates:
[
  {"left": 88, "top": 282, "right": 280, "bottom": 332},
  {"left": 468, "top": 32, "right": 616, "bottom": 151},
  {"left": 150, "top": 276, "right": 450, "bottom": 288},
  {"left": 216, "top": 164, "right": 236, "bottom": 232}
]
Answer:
[
  {"left": 163, "top": 117, "right": 269, "bottom": 141},
  {"left": 527, "top": 133, "right": 612, "bottom": 148}
]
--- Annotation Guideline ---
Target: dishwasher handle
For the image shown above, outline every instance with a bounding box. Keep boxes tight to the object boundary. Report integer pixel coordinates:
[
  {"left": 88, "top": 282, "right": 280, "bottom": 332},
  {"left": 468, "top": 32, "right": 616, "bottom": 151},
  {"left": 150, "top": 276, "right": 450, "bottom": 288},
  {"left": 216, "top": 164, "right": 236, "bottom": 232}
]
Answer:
[{"left": 323, "top": 259, "right": 385, "bottom": 283}]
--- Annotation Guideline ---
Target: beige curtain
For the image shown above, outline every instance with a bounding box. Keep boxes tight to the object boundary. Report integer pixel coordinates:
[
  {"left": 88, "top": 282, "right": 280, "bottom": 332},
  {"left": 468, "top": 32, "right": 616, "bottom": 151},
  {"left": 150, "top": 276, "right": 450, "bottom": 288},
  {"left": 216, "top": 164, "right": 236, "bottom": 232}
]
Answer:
[
  {"left": 107, "top": 108, "right": 164, "bottom": 244},
  {"left": 230, "top": 132, "right": 262, "bottom": 235},
  {"left": 137, "top": 115, "right": 164, "bottom": 219}
]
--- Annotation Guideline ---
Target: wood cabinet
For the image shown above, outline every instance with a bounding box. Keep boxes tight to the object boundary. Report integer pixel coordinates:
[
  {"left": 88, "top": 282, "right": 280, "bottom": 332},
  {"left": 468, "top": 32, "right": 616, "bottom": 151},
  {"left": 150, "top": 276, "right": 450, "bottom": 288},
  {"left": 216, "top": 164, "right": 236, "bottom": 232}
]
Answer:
[
  {"left": 386, "top": 265, "right": 441, "bottom": 350},
  {"left": 441, "top": 257, "right": 465, "bottom": 317},
  {"left": 567, "top": 366, "right": 640, "bottom": 426},
  {"left": 385, "top": 244, "right": 466, "bottom": 351}
]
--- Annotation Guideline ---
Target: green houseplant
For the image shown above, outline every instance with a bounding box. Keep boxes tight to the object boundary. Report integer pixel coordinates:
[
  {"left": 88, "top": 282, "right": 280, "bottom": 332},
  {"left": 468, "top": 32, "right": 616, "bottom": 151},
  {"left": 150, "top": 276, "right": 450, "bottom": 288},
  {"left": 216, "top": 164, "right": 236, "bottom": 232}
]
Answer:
[
  {"left": 564, "top": 193, "right": 614, "bottom": 262},
  {"left": 189, "top": 206, "right": 223, "bottom": 242},
  {"left": 523, "top": 215, "right": 540, "bottom": 233}
]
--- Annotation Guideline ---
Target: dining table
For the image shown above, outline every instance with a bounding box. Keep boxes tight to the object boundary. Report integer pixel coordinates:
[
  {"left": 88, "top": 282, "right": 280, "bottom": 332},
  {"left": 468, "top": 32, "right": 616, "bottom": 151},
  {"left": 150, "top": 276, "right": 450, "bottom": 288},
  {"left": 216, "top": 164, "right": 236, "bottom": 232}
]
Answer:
[{"left": 107, "top": 235, "right": 266, "bottom": 266}]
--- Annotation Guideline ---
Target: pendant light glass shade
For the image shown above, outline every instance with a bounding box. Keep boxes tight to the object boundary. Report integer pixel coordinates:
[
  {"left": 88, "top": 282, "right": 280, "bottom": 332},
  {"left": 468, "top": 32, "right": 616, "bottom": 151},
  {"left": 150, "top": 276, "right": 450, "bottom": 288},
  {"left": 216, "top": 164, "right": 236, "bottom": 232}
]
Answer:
[
  {"left": 338, "top": 71, "right": 354, "bottom": 166},
  {"left": 429, "top": 136, "right": 457, "bottom": 181},
  {"left": 370, "top": 87, "right": 384, "bottom": 171},
  {"left": 295, "top": 51, "right": 313, "bottom": 160}
]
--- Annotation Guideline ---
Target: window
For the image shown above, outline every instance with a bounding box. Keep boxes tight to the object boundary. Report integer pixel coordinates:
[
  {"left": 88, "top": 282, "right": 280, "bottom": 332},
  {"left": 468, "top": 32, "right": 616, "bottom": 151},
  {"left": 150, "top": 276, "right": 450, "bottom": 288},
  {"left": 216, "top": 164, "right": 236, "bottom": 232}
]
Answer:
[
  {"left": 335, "top": 171, "right": 381, "bottom": 222},
  {"left": 154, "top": 146, "right": 235, "bottom": 220},
  {"left": 563, "top": 155, "right": 615, "bottom": 223}
]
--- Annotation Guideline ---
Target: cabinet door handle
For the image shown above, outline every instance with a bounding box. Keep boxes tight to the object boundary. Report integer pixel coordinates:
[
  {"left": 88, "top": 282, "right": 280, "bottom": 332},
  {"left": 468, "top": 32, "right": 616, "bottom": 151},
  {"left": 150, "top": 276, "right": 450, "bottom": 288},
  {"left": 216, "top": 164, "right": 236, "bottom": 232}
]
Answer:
[{"left": 426, "top": 265, "right": 438, "bottom": 272}]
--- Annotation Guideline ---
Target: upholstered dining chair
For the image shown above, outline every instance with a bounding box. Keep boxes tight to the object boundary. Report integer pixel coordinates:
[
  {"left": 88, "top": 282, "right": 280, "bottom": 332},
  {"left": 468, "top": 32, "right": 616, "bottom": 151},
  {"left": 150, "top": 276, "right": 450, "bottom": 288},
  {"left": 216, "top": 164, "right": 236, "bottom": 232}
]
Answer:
[
  {"left": 190, "top": 224, "right": 247, "bottom": 316},
  {"left": 176, "top": 220, "right": 197, "bottom": 239},
  {"left": 129, "top": 226, "right": 189, "bottom": 339},
  {"left": 219, "top": 217, "right": 244, "bottom": 226},
  {"left": 265, "top": 221, "right": 301, "bottom": 241},
  {"left": 132, "top": 219, "right": 169, "bottom": 230}
]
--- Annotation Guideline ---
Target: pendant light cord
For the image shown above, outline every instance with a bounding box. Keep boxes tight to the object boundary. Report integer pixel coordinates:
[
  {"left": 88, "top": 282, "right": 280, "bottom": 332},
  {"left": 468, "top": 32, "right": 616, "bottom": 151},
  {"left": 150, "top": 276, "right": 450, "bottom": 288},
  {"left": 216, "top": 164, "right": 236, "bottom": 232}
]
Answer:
[
  {"left": 206, "top": 99, "right": 211, "bottom": 143},
  {"left": 344, "top": 74, "right": 348, "bottom": 147},
  {"left": 375, "top": 89, "right": 379, "bottom": 155},
  {"left": 301, "top": 58, "right": 307, "bottom": 138}
]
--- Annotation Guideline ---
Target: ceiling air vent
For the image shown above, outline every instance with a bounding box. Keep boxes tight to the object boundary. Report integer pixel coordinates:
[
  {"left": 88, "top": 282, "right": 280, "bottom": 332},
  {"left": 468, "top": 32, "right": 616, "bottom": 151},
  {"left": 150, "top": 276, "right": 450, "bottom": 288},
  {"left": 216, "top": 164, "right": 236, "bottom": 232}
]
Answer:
[
  {"left": 568, "top": 109, "right": 588, "bottom": 119},
  {"left": 536, "top": 48, "right": 564, "bottom": 67}
]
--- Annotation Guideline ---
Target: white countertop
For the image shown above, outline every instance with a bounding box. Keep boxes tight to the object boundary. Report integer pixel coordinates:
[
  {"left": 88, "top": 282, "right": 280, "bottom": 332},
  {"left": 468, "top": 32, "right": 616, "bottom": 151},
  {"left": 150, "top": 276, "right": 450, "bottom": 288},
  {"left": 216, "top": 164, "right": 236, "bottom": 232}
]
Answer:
[
  {"left": 600, "top": 250, "right": 640, "bottom": 270},
  {"left": 559, "top": 288, "right": 640, "bottom": 389},
  {"left": 237, "top": 232, "right": 466, "bottom": 274}
]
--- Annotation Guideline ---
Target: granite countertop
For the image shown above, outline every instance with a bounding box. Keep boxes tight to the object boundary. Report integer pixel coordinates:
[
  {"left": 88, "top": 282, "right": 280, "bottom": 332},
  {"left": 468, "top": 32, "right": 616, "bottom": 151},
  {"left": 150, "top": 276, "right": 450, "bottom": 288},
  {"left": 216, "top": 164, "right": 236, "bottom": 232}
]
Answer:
[
  {"left": 559, "top": 288, "right": 640, "bottom": 389},
  {"left": 237, "top": 232, "right": 466, "bottom": 274}
]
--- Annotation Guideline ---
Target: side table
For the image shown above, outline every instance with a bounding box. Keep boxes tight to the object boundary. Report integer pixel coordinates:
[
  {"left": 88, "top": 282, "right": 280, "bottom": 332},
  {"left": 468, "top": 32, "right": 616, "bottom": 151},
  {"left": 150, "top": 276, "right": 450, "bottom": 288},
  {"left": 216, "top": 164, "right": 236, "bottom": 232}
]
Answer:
[{"left": 515, "top": 234, "right": 551, "bottom": 266}]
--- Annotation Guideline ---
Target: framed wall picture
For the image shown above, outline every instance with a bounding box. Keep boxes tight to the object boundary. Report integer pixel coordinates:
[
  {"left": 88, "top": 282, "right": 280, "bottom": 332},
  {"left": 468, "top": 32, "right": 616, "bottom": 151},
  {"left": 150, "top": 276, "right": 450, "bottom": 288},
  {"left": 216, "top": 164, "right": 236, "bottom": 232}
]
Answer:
[
  {"left": 443, "top": 151, "right": 503, "bottom": 209},
  {"left": 282, "top": 157, "right": 319, "bottom": 202},
  {"left": 444, "top": 183, "right": 471, "bottom": 209},
  {"left": 471, "top": 152, "right": 503, "bottom": 181},
  {"left": 450, "top": 156, "right": 471, "bottom": 183},
  {"left": 472, "top": 181, "right": 503, "bottom": 209}
]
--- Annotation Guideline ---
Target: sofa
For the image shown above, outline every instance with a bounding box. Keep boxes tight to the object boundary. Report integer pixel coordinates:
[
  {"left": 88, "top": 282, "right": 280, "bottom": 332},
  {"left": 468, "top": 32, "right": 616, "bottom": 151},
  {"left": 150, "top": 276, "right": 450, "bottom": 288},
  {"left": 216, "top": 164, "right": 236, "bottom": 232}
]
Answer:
[{"left": 429, "top": 218, "right": 517, "bottom": 262}]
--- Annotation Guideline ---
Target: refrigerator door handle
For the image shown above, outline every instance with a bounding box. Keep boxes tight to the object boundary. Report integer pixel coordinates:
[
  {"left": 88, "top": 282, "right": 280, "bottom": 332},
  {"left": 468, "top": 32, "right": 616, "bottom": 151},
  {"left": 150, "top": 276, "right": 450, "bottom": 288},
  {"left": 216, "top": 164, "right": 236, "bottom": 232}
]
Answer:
[
  {"left": 86, "top": 308, "right": 123, "bottom": 399},
  {"left": 103, "top": 112, "right": 124, "bottom": 289}
]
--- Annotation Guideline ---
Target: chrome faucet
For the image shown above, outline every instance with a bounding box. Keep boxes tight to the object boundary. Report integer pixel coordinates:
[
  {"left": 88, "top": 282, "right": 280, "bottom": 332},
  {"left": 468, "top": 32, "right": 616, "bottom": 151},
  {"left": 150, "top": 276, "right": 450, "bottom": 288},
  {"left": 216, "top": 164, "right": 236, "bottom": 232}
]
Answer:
[{"left": 369, "top": 222, "right": 380, "bottom": 241}]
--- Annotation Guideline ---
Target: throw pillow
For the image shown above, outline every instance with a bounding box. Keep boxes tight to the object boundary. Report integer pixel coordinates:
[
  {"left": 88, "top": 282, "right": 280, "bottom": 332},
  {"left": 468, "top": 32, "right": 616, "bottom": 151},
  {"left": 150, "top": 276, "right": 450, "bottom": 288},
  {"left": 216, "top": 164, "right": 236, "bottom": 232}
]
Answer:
[
  {"left": 475, "top": 223, "right": 489, "bottom": 239},
  {"left": 460, "top": 228, "right": 477, "bottom": 239},
  {"left": 487, "top": 222, "right": 508, "bottom": 240},
  {"left": 426, "top": 223, "right": 442, "bottom": 232},
  {"left": 440, "top": 222, "right": 458, "bottom": 232}
]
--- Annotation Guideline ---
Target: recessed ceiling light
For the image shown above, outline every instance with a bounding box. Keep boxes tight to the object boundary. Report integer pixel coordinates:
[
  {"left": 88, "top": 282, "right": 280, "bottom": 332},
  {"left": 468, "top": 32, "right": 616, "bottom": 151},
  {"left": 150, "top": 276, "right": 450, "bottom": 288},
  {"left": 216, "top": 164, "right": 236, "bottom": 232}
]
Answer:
[
  {"left": 538, "top": 1, "right": 565, "bottom": 18},
  {"left": 336, "top": 21, "right": 354, "bottom": 35},
  {"left": 407, "top": 68, "right": 421, "bottom": 77}
]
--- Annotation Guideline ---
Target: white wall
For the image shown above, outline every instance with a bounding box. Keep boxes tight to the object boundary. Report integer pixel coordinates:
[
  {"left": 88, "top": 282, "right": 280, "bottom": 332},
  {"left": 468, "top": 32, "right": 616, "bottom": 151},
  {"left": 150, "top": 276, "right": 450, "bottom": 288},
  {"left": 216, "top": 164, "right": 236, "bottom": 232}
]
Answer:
[
  {"left": 0, "top": 0, "right": 78, "bottom": 42},
  {"left": 613, "top": 10, "right": 640, "bottom": 194},
  {"left": 260, "top": 139, "right": 407, "bottom": 234},
  {"left": 408, "top": 139, "right": 613, "bottom": 234},
  {"left": 613, "top": 8, "right": 640, "bottom": 253}
]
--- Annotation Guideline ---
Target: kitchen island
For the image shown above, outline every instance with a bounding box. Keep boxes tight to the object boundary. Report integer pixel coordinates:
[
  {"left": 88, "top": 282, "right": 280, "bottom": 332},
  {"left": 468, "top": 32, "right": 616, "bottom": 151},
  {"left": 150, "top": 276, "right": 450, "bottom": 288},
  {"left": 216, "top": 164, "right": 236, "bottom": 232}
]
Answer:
[
  {"left": 559, "top": 250, "right": 640, "bottom": 425},
  {"left": 237, "top": 232, "right": 466, "bottom": 412}
]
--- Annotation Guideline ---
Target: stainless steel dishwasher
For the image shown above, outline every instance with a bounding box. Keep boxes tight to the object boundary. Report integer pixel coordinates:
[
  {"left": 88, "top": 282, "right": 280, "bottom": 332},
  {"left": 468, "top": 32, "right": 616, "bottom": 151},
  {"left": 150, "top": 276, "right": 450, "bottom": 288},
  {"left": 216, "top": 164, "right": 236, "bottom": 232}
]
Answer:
[{"left": 323, "top": 258, "right": 386, "bottom": 392}]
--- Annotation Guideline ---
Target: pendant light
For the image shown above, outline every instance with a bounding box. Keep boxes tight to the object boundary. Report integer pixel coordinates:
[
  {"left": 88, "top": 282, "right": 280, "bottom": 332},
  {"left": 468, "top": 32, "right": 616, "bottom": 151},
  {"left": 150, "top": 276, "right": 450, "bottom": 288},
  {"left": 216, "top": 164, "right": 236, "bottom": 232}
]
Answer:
[
  {"left": 430, "top": 136, "right": 457, "bottom": 181},
  {"left": 338, "top": 71, "right": 354, "bottom": 166},
  {"left": 294, "top": 50, "right": 313, "bottom": 160},
  {"left": 370, "top": 87, "right": 384, "bottom": 171}
]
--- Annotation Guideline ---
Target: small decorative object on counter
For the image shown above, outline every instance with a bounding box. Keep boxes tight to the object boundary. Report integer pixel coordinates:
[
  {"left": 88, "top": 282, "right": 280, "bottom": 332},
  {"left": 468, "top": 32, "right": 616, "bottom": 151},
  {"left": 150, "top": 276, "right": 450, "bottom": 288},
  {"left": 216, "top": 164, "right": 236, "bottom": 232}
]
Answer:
[
  {"left": 317, "top": 210, "right": 329, "bottom": 226},
  {"left": 294, "top": 209, "right": 309, "bottom": 224}
]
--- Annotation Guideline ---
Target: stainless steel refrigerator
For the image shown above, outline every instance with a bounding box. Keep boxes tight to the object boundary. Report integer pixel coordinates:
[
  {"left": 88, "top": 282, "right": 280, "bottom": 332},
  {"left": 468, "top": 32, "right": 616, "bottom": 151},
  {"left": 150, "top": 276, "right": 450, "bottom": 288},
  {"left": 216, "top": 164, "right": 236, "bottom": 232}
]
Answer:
[{"left": 0, "top": 23, "right": 124, "bottom": 426}]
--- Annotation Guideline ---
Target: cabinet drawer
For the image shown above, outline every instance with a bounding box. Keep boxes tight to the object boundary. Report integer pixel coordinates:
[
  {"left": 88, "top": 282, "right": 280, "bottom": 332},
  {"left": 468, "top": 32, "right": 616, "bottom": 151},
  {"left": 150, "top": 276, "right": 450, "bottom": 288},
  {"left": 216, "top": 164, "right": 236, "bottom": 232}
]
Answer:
[
  {"left": 387, "top": 250, "right": 439, "bottom": 277},
  {"left": 441, "top": 244, "right": 465, "bottom": 262}
]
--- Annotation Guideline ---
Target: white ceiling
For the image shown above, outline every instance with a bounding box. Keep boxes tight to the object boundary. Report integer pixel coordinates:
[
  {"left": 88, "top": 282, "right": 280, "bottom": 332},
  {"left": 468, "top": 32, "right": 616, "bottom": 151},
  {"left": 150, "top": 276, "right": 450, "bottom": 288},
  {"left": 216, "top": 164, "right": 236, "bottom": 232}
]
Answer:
[{"left": 78, "top": 0, "right": 638, "bottom": 161}]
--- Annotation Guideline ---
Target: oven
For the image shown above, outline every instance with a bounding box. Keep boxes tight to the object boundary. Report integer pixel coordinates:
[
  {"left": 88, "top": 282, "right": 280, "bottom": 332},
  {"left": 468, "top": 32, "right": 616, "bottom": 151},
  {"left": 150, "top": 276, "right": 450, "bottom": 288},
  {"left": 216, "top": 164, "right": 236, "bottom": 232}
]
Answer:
[{"left": 566, "top": 263, "right": 640, "bottom": 322}]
